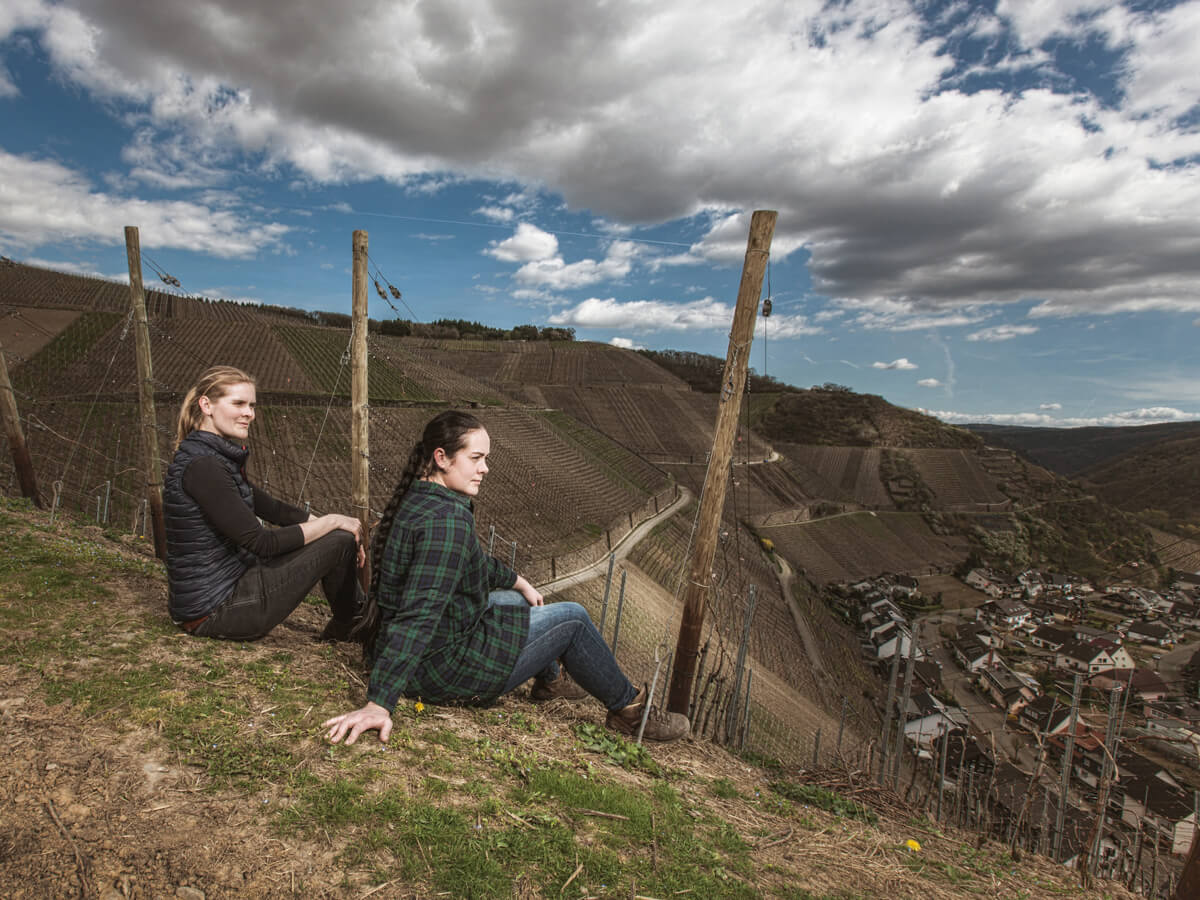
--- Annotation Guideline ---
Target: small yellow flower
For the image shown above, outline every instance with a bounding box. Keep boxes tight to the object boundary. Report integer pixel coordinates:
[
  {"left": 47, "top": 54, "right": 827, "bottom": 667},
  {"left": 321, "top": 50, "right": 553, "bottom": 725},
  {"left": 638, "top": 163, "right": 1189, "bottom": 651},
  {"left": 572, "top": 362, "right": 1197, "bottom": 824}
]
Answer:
[
  {"left": 904, "top": 839, "right": 921, "bottom": 853},
  {"left": 414, "top": 701, "right": 425, "bottom": 713}
]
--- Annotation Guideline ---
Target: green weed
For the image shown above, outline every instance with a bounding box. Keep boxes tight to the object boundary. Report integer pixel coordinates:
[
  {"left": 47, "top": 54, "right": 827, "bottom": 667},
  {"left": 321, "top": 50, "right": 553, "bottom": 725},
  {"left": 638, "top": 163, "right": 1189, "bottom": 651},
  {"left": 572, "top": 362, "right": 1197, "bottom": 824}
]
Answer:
[
  {"left": 769, "top": 782, "right": 878, "bottom": 825},
  {"left": 573, "top": 722, "right": 663, "bottom": 775}
]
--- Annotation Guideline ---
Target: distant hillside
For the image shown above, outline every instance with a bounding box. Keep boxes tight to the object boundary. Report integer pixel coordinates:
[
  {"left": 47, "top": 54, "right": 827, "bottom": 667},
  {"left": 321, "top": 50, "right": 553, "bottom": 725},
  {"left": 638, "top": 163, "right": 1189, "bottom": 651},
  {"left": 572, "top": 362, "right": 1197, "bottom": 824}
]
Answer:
[
  {"left": 1079, "top": 433, "right": 1200, "bottom": 533},
  {"left": 0, "top": 259, "right": 1169, "bottom": 618},
  {"left": 758, "top": 388, "right": 981, "bottom": 448},
  {"left": 635, "top": 348, "right": 799, "bottom": 395},
  {"left": 965, "top": 421, "right": 1200, "bottom": 476}
]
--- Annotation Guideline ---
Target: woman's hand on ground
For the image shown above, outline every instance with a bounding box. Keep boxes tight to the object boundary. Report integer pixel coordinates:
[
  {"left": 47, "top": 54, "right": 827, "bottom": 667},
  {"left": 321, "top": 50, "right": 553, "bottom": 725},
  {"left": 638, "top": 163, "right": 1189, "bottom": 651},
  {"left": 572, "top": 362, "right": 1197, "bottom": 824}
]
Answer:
[
  {"left": 513, "top": 575, "right": 544, "bottom": 607},
  {"left": 323, "top": 702, "right": 392, "bottom": 745}
]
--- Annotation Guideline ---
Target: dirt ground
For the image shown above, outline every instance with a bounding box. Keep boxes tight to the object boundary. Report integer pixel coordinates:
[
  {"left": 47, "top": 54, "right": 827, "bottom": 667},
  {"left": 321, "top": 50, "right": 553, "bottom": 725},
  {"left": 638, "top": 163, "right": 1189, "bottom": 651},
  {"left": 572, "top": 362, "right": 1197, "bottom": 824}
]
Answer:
[
  {"left": 0, "top": 511, "right": 1150, "bottom": 900},
  {"left": 0, "top": 578, "right": 357, "bottom": 899}
]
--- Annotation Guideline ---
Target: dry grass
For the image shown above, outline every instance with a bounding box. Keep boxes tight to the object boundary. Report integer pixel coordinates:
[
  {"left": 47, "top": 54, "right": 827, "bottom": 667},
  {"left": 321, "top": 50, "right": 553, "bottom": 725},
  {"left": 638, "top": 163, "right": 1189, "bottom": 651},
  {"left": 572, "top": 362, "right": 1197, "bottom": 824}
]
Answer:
[{"left": 0, "top": 501, "right": 1144, "bottom": 899}]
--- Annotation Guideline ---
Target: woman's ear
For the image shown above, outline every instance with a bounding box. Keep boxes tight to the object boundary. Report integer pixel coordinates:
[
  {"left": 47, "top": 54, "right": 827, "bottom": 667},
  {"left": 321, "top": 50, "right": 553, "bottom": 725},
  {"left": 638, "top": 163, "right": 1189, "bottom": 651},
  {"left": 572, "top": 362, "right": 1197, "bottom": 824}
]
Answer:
[
  {"left": 431, "top": 447, "right": 448, "bottom": 472},
  {"left": 197, "top": 395, "right": 212, "bottom": 416}
]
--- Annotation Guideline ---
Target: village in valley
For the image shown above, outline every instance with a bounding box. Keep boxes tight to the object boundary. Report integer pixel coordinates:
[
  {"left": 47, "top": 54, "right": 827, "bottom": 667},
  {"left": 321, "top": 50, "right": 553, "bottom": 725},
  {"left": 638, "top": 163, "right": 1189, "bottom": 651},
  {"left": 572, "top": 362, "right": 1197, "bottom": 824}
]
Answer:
[{"left": 845, "top": 562, "right": 1200, "bottom": 876}]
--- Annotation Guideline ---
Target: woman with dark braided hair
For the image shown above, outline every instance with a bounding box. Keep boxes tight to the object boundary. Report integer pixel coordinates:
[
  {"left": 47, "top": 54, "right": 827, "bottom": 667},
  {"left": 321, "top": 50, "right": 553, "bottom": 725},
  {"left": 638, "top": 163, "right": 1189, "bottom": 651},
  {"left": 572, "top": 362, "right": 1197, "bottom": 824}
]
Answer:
[{"left": 323, "top": 410, "right": 689, "bottom": 745}]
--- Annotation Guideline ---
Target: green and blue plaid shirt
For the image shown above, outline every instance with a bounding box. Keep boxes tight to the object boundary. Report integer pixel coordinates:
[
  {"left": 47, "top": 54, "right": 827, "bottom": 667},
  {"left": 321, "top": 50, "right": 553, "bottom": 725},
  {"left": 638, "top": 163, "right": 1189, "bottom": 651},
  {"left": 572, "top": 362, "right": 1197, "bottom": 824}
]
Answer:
[{"left": 367, "top": 481, "right": 528, "bottom": 711}]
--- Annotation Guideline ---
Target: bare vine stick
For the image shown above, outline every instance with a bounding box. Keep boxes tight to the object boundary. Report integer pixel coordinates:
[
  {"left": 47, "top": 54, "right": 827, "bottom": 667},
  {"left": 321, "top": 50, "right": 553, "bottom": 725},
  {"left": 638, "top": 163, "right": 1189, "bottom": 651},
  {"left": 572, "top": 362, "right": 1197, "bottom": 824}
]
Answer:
[{"left": 44, "top": 800, "right": 94, "bottom": 899}]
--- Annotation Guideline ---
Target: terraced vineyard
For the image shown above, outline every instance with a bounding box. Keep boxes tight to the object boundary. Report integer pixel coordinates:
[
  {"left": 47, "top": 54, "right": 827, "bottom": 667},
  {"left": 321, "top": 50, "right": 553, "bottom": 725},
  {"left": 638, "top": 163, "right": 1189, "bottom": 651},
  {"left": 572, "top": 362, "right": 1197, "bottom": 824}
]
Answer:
[
  {"left": 467, "top": 409, "right": 673, "bottom": 579},
  {"left": 136, "top": 319, "right": 316, "bottom": 393},
  {"left": 0, "top": 399, "right": 168, "bottom": 530},
  {"left": 551, "top": 561, "right": 848, "bottom": 764},
  {"left": 10, "top": 312, "right": 125, "bottom": 399},
  {"left": 1, "top": 307, "right": 83, "bottom": 361},
  {"left": 759, "top": 511, "right": 968, "bottom": 584},
  {"left": 775, "top": 444, "right": 893, "bottom": 508},
  {"left": 400, "top": 338, "right": 688, "bottom": 393},
  {"left": 1150, "top": 527, "right": 1200, "bottom": 572},
  {"left": 0, "top": 260, "right": 123, "bottom": 310},
  {"left": 367, "top": 334, "right": 507, "bottom": 405},
  {"left": 274, "top": 325, "right": 438, "bottom": 401},
  {"left": 626, "top": 502, "right": 805, "bottom": 692},
  {"left": 900, "top": 448, "right": 1010, "bottom": 509},
  {"left": 536, "top": 409, "right": 667, "bottom": 494}
]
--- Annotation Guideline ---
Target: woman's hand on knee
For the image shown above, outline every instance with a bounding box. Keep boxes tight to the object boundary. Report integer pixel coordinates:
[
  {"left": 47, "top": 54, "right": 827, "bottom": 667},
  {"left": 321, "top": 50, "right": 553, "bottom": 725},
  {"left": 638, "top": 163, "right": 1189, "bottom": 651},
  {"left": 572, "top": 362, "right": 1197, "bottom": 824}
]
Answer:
[
  {"left": 326, "top": 514, "right": 363, "bottom": 542},
  {"left": 513, "top": 575, "right": 543, "bottom": 607},
  {"left": 323, "top": 701, "right": 392, "bottom": 745},
  {"left": 301, "top": 513, "right": 363, "bottom": 548}
]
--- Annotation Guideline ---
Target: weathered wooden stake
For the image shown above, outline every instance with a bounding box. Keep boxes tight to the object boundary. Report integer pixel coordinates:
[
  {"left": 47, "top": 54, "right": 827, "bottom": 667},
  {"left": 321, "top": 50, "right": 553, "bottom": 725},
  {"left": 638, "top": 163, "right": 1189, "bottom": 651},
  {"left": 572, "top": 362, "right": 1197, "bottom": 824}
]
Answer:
[
  {"left": 892, "top": 638, "right": 918, "bottom": 787},
  {"left": 124, "top": 226, "right": 166, "bottom": 559},
  {"left": 726, "top": 585, "right": 757, "bottom": 739},
  {"left": 350, "top": 230, "right": 370, "bottom": 568},
  {"left": 877, "top": 645, "right": 903, "bottom": 782},
  {"left": 936, "top": 726, "right": 949, "bottom": 822},
  {"left": 837, "top": 695, "right": 848, "bottom": 753},
  {"left": 611, "top": 569, "right": 628, "bottom": 656},
  {"left": 0, "top": 342, "right": 41, "bottom": 506},
  {"left": 599, "top": 553, "right": 615, "bottom": 639},
  {"left": 666, "top": 211, "right": 776, "bottom": 714},
  {"left": 1054, "top": 674, "right": 1082, "bottom": 861}
]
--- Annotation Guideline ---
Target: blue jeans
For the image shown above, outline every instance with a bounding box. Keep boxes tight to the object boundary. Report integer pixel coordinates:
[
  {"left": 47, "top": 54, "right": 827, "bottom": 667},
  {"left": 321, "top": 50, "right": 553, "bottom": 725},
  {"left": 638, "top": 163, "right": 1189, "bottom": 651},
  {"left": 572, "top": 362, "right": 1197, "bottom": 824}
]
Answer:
[{"left": 491, "top": 591, "right": 638, "bottom": 711}]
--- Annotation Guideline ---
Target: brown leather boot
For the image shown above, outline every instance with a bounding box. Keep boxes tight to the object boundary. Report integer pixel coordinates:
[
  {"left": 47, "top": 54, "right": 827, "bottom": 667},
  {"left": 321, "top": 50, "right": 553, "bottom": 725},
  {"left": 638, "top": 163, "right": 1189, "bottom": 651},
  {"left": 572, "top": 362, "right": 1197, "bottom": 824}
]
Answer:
[
  {"left": 605, "top": 685, "right": 689, "bottom": 743},
  {"left": 530, "top": 671, "right": 588, "bottom": 701}
]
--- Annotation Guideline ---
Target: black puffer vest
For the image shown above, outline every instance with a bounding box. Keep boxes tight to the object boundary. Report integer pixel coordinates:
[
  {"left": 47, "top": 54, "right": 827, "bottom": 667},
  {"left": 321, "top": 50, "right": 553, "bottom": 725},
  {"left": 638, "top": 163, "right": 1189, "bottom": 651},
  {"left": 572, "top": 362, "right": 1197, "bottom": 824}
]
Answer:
[{"left": 164, "top": 430, "right": 256, "bottom": 621}]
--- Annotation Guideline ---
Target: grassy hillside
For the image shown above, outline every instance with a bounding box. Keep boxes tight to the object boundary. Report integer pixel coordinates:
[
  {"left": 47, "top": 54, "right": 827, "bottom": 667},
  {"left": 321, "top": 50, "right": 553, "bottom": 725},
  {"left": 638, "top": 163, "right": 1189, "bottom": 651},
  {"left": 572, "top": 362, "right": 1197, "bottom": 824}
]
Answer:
[{"left": 0, "top": 500, "right": 1144, "bottom": 899}]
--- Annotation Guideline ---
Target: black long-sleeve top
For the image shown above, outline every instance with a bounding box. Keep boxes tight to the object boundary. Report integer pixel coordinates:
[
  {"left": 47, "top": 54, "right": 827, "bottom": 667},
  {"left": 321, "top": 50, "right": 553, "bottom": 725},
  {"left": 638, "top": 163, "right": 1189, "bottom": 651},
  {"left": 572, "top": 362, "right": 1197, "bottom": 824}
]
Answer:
[{"left": 182, "top": 455, "right": 309, "bottom": 557}]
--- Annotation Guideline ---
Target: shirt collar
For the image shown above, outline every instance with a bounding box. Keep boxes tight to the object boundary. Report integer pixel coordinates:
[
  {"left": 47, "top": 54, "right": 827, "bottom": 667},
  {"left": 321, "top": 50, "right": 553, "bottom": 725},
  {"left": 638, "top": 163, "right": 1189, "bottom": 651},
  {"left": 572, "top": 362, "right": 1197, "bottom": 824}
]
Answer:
[{"left": 412, "top": 479, "right": 474, "bottom": 511}]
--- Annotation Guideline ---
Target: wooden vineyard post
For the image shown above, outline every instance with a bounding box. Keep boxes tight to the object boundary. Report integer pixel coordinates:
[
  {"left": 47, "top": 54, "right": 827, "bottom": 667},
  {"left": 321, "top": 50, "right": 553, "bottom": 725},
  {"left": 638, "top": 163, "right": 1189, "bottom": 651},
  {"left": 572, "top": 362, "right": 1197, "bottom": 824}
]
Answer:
[
  {"left": 124, "top": 226, "right": 167, "bottom": 559},
  {"left": 0, "top": 341, "right": 41, "bottom": 506},
  {"left": 351, "top": 230, "right": 370, "bottom": 585},
  {"left": 666, "top": 210, "right": 776, "bottom": 715},
  {"left": 1176, "top": 794, "right": 1200, "bottom": 899}
]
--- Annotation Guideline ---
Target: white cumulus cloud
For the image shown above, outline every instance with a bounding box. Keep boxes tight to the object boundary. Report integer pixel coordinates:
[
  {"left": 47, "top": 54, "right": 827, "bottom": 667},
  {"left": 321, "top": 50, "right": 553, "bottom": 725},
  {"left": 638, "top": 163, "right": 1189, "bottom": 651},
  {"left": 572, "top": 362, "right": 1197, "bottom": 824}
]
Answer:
[
  {"left": 921, "top": 406, "right": 1200, "bottom": 428},
  {"left": 917, "top": 378, "right": 942, "bottom": 387},
  {"left": 0, "top": 149, "right": 288, "bottom": 257},
  {"left": 966, "top": 324, "right": 1039, "bottom": 342},
  {"left": 873, "top": 358, "right": 918, "bottom": 370},
  {"left": 549, "top": 296, "right": 818, "bottom": 336},
  {"left": 485, "top": 223, "right": 559, "bottom": 263}
]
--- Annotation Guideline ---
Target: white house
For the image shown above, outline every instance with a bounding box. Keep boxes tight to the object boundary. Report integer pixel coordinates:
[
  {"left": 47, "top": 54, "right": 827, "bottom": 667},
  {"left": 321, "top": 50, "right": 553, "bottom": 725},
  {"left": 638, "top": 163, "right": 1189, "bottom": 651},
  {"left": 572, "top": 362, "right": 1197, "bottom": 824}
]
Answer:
[
  {"left": 1055, "top": 641, "right": 1114, "bottom": 675},
  {"left": 1119, "top": 777, "right": 1198, "bottom": 856}
]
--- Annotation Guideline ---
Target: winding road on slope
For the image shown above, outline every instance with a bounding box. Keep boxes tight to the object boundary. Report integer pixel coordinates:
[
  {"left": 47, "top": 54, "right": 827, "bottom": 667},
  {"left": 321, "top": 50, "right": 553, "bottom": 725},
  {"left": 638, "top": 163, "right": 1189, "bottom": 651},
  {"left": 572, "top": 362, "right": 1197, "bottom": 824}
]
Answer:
[
  {"left": 773, "top": 555, "right": 827, "bottom": 675},
  {"left": 538, "top": 486, "right": 693, "bottom": 594}
]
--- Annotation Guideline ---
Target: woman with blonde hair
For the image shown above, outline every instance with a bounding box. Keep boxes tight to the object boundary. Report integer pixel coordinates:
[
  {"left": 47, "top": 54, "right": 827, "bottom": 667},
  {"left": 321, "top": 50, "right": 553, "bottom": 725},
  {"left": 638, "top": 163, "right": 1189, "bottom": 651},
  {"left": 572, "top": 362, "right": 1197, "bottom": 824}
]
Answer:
[{"left": 164, "top": 366, "right": 365, "bottom": 641}]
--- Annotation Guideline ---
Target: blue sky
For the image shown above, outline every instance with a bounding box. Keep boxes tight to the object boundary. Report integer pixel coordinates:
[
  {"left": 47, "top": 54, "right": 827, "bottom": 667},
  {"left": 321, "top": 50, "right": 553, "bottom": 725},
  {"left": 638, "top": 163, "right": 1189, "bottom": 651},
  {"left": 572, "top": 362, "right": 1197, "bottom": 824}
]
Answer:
[{"left": 1, "top": 0, "right": 1199, "bottom": 428}]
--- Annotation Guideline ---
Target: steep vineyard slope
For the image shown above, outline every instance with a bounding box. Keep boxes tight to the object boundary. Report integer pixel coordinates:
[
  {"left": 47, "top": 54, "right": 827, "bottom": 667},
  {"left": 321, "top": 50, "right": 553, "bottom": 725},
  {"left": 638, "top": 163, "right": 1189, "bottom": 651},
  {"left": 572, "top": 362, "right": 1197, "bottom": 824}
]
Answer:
[
  {"left": 898, "top": 448, "right": 1011, "bottom": 510},
  {"left": 758, "top": 511, "right": 968, "bottom": 585}
]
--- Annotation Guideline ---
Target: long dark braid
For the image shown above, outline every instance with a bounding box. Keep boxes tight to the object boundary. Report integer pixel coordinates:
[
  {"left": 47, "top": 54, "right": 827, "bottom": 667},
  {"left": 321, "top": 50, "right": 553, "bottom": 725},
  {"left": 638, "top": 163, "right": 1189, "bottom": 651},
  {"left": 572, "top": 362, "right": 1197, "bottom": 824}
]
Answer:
[{"left": 352, "top": 410, "right": 484, "bottom": 651}]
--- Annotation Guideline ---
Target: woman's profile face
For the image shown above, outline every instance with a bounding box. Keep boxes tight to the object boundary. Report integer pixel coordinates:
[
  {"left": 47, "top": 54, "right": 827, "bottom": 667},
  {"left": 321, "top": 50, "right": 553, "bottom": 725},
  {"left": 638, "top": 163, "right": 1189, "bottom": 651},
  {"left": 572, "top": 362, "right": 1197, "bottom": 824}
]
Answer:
[
  {"left": 198, "top": 382, "right": 256, "bottom": 442},
  {"left": 432, "top": 428, "right": 490, "bottom": 497}
]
